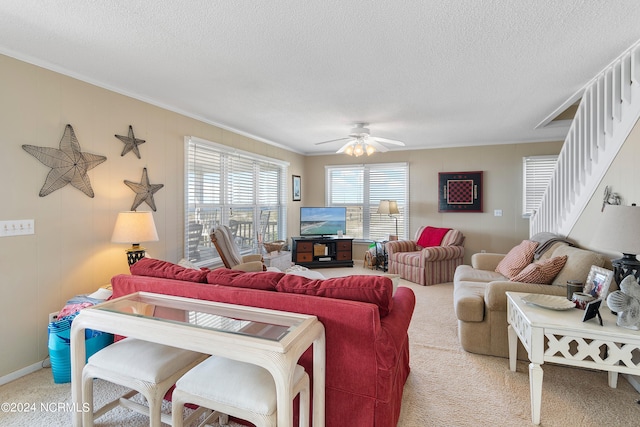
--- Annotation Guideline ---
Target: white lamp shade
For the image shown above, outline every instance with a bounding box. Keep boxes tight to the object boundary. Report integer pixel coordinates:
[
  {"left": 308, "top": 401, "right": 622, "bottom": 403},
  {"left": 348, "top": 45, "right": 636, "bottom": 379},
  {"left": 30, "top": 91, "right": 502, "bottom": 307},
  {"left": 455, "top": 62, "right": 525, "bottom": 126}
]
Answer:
[
  {"left": 111, "top": 211, "right": 159, "bottom": 244},
  {"left": 377, "top": 200, "right": 400, "bottom": 215},
  {"left": 592, "top": 205, "right": 640, "bottom": 255}
]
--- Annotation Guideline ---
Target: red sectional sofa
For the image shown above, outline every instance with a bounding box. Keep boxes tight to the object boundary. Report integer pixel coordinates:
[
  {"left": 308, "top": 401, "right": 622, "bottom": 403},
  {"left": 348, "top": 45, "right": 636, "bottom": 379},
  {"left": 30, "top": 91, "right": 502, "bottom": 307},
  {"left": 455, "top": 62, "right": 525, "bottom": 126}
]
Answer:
[{"left": 110, "top": 258, "right": 416, "bottom": 427}]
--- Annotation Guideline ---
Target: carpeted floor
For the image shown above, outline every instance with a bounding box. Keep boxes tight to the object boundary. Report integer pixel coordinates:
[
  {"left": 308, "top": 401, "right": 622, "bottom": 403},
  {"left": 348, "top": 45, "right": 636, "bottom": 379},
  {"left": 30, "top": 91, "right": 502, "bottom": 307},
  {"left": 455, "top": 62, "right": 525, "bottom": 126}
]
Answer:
[{"left": 2, "top": 263, "right": 640, "bottom": 426}]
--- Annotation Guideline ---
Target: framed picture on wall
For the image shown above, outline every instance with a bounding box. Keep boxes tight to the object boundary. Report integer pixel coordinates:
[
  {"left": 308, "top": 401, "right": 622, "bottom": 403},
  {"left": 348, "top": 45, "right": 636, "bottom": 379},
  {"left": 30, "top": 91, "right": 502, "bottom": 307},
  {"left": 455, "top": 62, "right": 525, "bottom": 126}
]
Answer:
[
  {"left": 438, "top": 171, "right": 483, "bottom": 212},
  {"left": 292, "top": 175, "right": 301, "bottom": 201}
]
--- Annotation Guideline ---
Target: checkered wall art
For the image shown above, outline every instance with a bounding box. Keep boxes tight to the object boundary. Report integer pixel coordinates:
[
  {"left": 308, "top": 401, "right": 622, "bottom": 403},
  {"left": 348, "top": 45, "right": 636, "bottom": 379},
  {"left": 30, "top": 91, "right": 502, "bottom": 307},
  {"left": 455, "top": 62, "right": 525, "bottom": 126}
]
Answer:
[{"left": 438, "top": 171, "right": 483, "bottom": 212}]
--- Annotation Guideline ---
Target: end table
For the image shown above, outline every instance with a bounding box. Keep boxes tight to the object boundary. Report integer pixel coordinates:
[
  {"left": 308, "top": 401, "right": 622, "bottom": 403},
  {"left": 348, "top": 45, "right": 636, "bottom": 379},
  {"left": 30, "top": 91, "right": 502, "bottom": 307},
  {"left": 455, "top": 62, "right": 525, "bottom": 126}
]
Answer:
[{"left": 375, "top": 241, "right": 388, "bottom": 272}]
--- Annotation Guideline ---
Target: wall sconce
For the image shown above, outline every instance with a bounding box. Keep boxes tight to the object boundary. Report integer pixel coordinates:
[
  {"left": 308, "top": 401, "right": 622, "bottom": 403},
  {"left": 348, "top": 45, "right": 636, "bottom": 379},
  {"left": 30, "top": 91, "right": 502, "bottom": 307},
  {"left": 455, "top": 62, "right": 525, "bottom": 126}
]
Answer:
[{"left": 111, "top": 211, "right": 159, "bottom": 266}]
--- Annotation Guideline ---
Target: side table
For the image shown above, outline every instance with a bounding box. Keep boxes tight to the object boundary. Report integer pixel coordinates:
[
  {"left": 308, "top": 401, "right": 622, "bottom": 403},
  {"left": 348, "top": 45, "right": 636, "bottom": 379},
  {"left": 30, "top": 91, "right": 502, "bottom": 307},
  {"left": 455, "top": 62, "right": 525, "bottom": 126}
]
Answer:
[
  {"left": 506, "top": 291, "right": 640, "bottom": 425},
  {"left": 375, "top": 241, "right": 388, "bottom": 272},
  {"left": 264, "top": 251, "right": 292, "bottom": 271}
]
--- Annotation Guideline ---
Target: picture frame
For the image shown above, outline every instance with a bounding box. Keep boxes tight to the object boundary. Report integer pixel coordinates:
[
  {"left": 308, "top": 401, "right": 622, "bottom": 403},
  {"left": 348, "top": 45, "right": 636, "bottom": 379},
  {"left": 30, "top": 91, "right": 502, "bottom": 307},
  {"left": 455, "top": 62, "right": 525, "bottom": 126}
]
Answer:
[
  {"left": 292, "top": 175, "right": 301, "bottom": 201},
  {"left": 582, "top": 299, "right": 603, "bottom": 325},
  {"left": 584, "top": 265, "right": 614, "bottom": 301},
  {"left": 438, "top": 171, "right": 483, "bottom": 212}
]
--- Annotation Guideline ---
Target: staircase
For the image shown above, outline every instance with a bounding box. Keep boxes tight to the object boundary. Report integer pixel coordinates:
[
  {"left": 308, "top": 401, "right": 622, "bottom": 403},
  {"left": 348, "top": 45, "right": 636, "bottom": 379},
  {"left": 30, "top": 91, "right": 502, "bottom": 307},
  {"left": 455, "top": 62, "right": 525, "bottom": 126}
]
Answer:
[{"left": 530, "top": 40, "right": 640, "bottom": 237}]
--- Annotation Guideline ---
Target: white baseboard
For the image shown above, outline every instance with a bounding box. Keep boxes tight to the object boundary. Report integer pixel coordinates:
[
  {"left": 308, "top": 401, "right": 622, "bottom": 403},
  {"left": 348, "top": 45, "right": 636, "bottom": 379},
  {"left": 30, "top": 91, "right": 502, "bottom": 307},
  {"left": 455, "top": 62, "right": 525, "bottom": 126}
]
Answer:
[{"left": 0, "top": 361, "right": 44, "bottom": 386}]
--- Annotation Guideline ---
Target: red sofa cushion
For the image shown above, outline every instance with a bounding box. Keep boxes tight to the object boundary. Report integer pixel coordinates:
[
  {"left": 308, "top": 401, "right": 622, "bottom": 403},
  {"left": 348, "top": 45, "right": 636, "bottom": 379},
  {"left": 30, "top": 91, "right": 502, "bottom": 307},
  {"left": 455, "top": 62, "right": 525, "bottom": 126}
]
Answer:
[
  {"left": 275, "top": 274, "right": 394, "bottom": 317},
  {"left": 206, "top": 268, "right": 284, "bottom": 291},
  {"left": 130, "top": 257, "right": 209, "bottom": 283}
]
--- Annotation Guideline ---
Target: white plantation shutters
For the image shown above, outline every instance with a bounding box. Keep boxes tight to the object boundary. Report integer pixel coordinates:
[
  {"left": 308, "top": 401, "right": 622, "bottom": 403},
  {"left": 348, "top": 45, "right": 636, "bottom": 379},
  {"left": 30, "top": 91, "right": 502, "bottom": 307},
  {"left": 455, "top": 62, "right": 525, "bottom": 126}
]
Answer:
[
  {"left": 185, "top": 137, "right": 288, "bottom": 265},
  {"left": 523, "top": 155, "right": 558, "bottom": 218},
  {"left": 326, "top": 163, "right": 408, "bottom": 240}
]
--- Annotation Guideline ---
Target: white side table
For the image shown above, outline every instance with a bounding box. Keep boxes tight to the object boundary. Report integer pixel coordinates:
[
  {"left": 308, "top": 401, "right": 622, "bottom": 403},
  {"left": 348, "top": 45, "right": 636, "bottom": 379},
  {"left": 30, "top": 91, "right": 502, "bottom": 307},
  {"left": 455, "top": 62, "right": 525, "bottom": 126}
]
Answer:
[
  {"left": 506, "top": 291, "right": 640, "bottom": 425},
  {"left": 264, "top": 251, "right": 292, "bottom": 271}
]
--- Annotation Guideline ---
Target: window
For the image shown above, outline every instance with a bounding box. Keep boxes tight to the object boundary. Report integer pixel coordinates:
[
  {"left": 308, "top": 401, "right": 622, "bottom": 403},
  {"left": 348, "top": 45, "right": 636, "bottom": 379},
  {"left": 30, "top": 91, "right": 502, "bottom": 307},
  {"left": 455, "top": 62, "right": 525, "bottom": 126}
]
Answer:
[
  {"left": 326, "top": 163, "right": 408, "bottom": 241},
  {"left": 185, "top": 136, "right": 288, "bottom": 266},
  {"left": 522, "top": 155, "right": 558, "bottom": 218}
]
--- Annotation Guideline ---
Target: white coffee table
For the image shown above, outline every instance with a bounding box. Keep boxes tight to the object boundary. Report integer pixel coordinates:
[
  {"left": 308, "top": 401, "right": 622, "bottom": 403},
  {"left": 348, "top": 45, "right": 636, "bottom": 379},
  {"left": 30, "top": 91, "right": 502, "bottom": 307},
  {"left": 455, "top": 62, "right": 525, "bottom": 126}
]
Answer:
[{"left": 506, "top": 291, "right": 640, "bottom": 425}]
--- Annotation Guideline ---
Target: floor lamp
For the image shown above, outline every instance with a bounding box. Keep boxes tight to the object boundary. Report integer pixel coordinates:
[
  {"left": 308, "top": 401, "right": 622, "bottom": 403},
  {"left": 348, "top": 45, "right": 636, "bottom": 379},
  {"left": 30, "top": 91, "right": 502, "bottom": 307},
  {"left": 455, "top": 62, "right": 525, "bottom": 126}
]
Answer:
[{"left": 377, "top": 199, "right": 399, "bottom": 239}]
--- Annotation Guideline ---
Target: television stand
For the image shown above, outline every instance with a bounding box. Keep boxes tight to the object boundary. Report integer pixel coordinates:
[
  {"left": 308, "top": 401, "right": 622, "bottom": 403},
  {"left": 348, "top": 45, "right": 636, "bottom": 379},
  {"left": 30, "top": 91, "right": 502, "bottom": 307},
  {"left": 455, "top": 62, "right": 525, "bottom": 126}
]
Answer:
[{"left": 291, "top": 236, "right": 353, "bottom": 268}]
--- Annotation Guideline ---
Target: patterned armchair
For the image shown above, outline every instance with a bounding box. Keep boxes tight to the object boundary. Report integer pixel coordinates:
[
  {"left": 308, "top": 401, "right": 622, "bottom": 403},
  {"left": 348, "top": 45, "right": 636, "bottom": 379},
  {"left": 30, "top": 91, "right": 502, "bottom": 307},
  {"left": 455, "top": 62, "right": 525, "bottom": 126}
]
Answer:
[{"left": 386, "top": 226, "right": 465, "bottom": 285}]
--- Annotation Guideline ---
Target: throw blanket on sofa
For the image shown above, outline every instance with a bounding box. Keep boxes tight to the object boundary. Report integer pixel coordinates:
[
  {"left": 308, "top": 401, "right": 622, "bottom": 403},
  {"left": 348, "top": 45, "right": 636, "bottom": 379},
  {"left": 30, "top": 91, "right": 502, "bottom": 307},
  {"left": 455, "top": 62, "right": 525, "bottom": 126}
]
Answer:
[
  {"left": 417, "top": 226, "right": 451, "bottom": 247},
  {"left": 530, "top": 232, "right": 575, "bottom": 260}
]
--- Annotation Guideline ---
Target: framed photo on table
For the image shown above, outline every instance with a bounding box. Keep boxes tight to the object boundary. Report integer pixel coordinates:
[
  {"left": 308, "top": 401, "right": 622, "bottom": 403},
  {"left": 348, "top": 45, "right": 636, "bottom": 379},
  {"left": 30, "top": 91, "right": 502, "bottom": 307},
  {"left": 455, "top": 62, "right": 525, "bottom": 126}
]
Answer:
[
  {"left": 438, "top": 171, "right": 483, "bottom": 212},
  {"left": 292, "top": 175, "right": 301, "bottom": 201},
  {"left": 584, "top": 266, "right": 614, "bottom": 300}
]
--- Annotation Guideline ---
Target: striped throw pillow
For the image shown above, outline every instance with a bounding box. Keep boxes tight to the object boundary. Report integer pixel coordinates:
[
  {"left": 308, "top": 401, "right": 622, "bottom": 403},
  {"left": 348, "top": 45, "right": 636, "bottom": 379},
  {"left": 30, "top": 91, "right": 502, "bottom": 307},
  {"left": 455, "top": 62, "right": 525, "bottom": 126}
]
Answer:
[
  {"left": 511, "top": 255, "right": 568, "bottom": 284},
  {"left": 495, "top": 240, "right": 539, "bottom": 279}
]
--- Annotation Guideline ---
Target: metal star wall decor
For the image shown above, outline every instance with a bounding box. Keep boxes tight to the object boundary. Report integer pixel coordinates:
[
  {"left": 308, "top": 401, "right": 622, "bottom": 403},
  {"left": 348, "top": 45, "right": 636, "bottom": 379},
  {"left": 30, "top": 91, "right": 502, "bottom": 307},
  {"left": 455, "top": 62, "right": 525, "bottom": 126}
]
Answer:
[
  {"left": 114, "top": 125, "right": 145, "bottom": 158},
  {"left": 22, "top": 124, "right": 107, "bottom": 197},
  {"left": 124, "top": 167, "right": 164, "bottom": 211}
]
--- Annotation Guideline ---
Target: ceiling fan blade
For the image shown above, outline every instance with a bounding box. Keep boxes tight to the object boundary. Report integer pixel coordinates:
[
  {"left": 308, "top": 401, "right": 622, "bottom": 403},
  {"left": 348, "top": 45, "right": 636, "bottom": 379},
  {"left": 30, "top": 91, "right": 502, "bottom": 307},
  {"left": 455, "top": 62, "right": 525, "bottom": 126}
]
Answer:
[
  {"left": 371, "top": 136, "right": 405, "bottom": 146},
  {"left": 315, "top": 137, "right": 350, "bottom": 145},
  {"left": 367, "top": 139, "right": 389, "bottom": 152},
  {"left": 336, "top": 140, "right": 355, "bottom": 153}
]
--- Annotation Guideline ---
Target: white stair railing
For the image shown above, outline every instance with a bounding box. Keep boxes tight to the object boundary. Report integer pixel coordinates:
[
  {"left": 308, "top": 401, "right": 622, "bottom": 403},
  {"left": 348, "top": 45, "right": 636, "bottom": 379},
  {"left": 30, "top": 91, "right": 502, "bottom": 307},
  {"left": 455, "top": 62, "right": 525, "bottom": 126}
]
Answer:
[{"left": 530, "top": 40, "right": 640, "bottom": 237}]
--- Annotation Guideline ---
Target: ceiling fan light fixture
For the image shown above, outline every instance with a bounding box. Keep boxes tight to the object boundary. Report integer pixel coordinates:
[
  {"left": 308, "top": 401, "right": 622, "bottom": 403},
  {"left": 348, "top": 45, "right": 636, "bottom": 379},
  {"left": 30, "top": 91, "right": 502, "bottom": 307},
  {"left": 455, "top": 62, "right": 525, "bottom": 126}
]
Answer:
[
  {"left": 365, "top": 144, "right": 376, "bottom": 155},
  {"left": 344, "top": 145, "right": 354, "bottom": 156},
  {"left": 353, "top": 142, "right": 364, "bottom": 157}
]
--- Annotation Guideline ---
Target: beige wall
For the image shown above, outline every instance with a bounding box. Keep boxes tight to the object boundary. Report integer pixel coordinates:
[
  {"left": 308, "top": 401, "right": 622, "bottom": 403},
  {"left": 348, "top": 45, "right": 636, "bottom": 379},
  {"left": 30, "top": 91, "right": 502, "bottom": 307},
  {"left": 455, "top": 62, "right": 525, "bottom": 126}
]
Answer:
[
  {"left": 569, "top": 118, "right": 640, "bottom": 256},
  {"left": 0, "top": 55, "right": 305, "bottom": 378},
  {"left": 304, "top": 141, "right": 564, "bottom": 262}
]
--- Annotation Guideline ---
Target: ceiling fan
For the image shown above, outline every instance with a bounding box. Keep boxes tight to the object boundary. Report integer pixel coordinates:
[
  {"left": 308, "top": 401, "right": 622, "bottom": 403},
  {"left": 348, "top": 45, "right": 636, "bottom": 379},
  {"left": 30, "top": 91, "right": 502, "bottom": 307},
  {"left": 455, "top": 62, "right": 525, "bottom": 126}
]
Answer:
[{"left": 315, "top": 123, "right": 405, "bottom": 156}]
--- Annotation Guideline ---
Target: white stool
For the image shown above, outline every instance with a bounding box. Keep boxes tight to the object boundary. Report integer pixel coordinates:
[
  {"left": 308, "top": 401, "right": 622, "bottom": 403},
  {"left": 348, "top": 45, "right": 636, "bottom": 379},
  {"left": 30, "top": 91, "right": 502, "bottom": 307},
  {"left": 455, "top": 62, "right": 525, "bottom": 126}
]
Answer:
[
  {"left": 82, "top": 338, "right": 208, "bottom": 427},
  {"left": 172, "top": 357, "right": 310, "bottom": 427}
]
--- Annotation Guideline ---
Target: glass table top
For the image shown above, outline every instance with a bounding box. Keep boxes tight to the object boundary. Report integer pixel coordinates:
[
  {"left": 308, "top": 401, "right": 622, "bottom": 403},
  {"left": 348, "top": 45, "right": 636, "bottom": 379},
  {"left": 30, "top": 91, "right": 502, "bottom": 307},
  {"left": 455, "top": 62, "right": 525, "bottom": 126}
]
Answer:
[{"left": 95, "top": 292, "right": 303, "bottom": 342}]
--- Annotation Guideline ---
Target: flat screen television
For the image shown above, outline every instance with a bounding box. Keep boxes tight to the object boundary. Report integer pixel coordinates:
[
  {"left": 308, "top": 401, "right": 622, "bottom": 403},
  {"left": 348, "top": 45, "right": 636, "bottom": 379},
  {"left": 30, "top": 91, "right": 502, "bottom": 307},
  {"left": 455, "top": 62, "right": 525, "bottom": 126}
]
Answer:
[{"left": 300, "top": 207, "right": 346, "bottom": 237}]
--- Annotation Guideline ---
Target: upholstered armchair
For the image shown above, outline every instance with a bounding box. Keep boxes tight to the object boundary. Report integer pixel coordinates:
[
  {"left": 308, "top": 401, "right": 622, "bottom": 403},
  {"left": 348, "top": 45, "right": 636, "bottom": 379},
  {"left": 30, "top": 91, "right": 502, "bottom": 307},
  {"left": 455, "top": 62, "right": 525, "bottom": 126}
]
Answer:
[
  {"left": 386, "top": 226, "right": 465, "bottom": 285},
  {"left": 210, "top": 225, "right": 265, "bottom": 271}
]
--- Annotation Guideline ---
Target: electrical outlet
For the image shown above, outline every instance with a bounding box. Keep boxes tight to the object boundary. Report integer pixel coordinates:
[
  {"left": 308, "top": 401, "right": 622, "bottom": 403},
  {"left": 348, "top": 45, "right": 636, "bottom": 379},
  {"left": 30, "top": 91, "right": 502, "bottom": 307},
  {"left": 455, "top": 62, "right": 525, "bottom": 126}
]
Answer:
[{"left": 48, "top": 312, "right": 58, "bottom": 324}]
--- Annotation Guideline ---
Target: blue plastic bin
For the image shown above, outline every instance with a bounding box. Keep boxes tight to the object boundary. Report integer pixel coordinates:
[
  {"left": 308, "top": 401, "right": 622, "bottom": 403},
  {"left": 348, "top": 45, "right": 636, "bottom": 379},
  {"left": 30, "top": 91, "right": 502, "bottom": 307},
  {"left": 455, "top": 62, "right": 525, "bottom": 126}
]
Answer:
[{"left": 48, "top": 315, "right": 113, "bottom": 384}]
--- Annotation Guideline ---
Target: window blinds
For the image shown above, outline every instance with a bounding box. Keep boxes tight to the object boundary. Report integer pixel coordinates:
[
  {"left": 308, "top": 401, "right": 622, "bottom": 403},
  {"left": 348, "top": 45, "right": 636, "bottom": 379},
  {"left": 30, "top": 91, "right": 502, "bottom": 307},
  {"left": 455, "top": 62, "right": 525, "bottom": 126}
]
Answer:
[
  {"left": 522, "top": 155, "right": 558, "bottom": 218},
  {"left": 326, "top": 163, "right": 408, "bottom": 240},
  {"left": 185, "top": 137, "right": 288, "bottom": 266}
]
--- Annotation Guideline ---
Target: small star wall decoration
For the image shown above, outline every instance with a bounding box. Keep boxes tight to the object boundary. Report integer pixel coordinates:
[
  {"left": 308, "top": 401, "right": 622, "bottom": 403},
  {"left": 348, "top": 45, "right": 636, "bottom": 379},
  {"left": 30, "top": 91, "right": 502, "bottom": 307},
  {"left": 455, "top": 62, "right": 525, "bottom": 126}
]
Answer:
[
  {"left": 22, "top": 124, "right": 107, "bottom": 197},
  {"left": 125, "top": 167, "right": 164, "bottom": 211},
  {"left": 115, "top": 125, "right": 145, "bottom": 158}
]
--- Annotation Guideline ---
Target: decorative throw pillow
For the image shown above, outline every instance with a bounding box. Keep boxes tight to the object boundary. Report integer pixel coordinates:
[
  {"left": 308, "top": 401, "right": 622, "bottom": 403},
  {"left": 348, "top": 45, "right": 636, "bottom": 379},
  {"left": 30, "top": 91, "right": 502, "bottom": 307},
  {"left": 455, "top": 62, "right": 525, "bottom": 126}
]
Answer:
[
  {"left": 275, "top": 274, "right": 394, "bottom": 317},
  {"left": 511, "top": 255, "right": 568, "bottom": 284},
  {"left": 495, "top": 240, "right": 539, "bottom": 279},
  {"left": 130, "top": 257, "right": 209, "bottom": 283},
  {"left": 206, "top": 269, "right": 284, "bottom": 291}
]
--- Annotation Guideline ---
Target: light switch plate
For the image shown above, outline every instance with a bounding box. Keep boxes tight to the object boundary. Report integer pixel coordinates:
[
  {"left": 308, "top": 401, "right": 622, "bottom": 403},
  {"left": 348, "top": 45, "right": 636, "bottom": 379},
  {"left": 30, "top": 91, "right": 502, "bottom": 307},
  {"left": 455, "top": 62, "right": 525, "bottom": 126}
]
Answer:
[{"left": 0, "top": 219, "right": 35, "bottom": 237}]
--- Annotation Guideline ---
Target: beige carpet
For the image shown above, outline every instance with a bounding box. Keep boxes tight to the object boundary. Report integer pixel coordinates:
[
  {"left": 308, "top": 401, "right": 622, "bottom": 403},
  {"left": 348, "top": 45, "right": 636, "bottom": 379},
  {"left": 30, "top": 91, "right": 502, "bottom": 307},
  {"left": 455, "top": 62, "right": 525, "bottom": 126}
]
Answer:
[{"left": 2, "top": 263, "right": 640, "bottom": 426}]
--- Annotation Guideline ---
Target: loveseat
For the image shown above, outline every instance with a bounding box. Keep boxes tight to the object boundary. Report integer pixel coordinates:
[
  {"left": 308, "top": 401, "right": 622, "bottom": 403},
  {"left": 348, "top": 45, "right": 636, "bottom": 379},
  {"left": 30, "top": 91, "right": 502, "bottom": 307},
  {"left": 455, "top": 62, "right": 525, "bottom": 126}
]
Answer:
[
  {"left": 110, "top": 258, "right": 416, "bottom": 427},
  {"left": 453, "top": 241, "right": 606, "bottom": 358}
]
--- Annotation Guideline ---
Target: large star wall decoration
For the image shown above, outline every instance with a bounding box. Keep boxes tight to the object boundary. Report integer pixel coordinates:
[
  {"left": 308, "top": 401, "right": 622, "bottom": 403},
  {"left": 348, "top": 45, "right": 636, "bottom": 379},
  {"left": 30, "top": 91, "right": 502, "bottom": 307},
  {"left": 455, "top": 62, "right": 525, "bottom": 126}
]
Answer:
[
  {"left": 22, "top": 124, "right": 107, "bottom": 197},
  {"left": 114, "top": 125, "right": 145, "bottom": 158},
  {"left": 125, "top": 167, "right": 164, "bottom": 211}
]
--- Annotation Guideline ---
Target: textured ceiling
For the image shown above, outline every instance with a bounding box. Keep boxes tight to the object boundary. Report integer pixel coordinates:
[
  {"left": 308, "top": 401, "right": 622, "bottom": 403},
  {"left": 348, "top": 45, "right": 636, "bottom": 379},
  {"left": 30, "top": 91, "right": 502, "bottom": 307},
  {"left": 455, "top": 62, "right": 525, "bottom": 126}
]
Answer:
[{"left": 1, "top": 1, "right": 640, "bottom": 155}]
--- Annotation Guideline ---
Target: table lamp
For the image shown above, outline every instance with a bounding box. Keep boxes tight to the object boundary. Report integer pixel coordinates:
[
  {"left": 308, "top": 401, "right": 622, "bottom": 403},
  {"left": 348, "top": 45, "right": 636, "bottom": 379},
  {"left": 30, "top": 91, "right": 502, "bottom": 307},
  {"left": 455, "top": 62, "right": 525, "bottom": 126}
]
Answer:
[
  {"left": 592, "top": 204, "right": 640, "bottom": 287},
  {"left": 377, "top": 199, "right": 400, "bottom": 238},
  {"left": 111, "top": 211, "right": 159, "bottom": 266}
]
